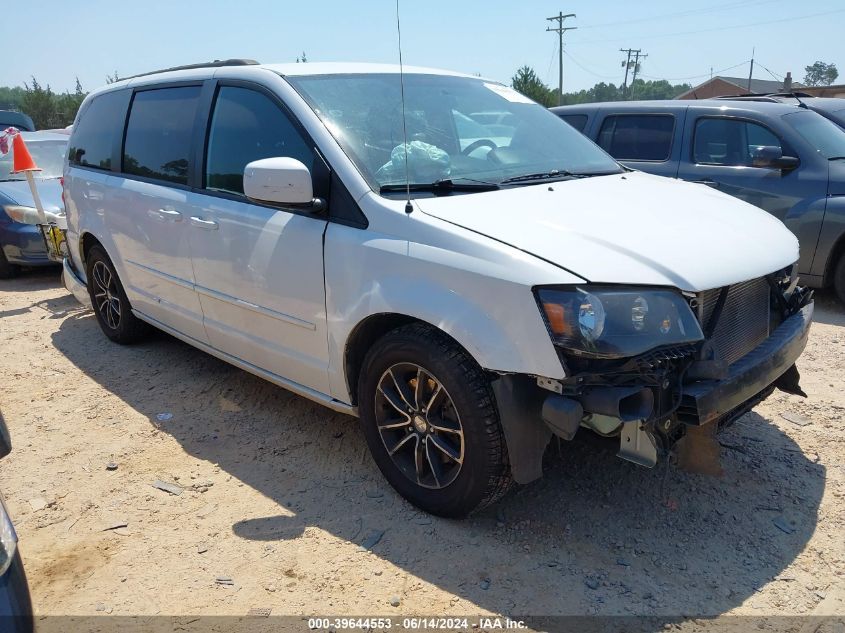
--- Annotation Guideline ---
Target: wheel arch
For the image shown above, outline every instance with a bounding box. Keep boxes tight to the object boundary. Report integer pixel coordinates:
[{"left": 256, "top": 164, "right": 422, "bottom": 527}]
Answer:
[{"left": 344, "top": 312, "right": 479, "bottom": 406}]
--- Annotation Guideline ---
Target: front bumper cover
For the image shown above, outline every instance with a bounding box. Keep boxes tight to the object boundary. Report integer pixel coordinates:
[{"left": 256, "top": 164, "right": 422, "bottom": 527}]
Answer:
[
  {"left": 62, "top": 257, "right": 91, "bottom": 308},
  {"left": 678, "top": 301, "right": 813, "bottom": 426}
]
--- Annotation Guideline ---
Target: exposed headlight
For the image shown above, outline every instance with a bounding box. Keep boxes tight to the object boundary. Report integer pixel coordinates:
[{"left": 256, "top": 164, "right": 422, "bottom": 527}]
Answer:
[
  {"left": 535, "top": 286, "right": 703, "bottom": 358},
  {"left": 0, "top": 494, "right": 18, "bottom": 576}
]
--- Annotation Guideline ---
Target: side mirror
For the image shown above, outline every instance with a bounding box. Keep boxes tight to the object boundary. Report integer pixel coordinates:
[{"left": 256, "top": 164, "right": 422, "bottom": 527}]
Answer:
[
  {"left": 751, "top": 145, "right": 799, "bottom": 170},
  {"left": 243, "top": 157, "right": 317, "bottom": 207}
]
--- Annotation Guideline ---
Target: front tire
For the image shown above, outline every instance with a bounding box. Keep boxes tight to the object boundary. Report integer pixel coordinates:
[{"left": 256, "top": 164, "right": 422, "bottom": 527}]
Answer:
[
  {"left": 358, "top": 323, "right": 511, "bottom": 517},
  {"left": 86, "top": 245, "right": 150, "bottom": 344}
]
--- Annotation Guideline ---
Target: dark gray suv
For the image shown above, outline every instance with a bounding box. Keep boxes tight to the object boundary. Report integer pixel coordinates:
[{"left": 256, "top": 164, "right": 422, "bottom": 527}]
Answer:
[{"left": 552, "top": 100, "right": 845, "bottom": 302}]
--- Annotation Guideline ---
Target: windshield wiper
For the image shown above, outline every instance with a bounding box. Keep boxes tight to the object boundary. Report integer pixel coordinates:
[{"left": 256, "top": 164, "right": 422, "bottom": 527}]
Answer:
[
  {"left": 380, "top": 178, "right": 500, "bottom": 194},
  {"left": 499, "top": 169, "right": 594, "bottom": 185},
  {"left": 828, "top": 156, "right": 845, "bottom": 161}
]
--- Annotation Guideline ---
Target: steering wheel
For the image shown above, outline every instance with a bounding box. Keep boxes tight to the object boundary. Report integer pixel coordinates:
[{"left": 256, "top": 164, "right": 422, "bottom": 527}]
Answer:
[{"left": 461, "top": 139, "right": 497, "bottom": 156}]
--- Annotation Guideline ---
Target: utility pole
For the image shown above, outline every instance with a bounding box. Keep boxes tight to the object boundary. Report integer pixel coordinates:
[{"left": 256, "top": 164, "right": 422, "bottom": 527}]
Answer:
[
  {"left": 619, "top": 48, "right": 637, "bottom": 98},
  {"left": 629, "top": 49, "right": 647, "bottom": 100},
  {"left": 747, "top": 47, "right": 755, "bottom": 92},
  {"left": 547, "top": 12, "right": 577, "bottom": 106}
]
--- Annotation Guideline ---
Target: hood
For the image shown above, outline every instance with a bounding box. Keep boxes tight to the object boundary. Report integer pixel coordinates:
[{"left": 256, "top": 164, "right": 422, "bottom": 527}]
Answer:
[
  {"left": 0, "top": 178, "right": 64, "bottom": 213},
  {"left": 416, "top": 171, "right": 798, "bottom": 292}
]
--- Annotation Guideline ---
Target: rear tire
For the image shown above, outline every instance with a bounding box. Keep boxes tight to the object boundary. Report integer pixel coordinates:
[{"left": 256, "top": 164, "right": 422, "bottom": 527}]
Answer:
[
  {"left": 0, "top": 248, "right": 20, "bottom": 279},
  {"left": 86, "top": 245, "right": 151, "bottom": 344},
  {"left": 357, "top": 323, "right": 512, "bottom": 518},
  {"left": 834, "top": 254, "right": 845, "bottom": 305}
]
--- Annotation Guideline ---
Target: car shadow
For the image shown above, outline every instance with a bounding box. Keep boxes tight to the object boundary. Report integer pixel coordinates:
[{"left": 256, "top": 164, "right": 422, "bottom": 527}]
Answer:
[
  {"left": 810, "top": 289, "right": 844, "bottom": 327},
  {"left": 49, "top": 310, "right": 824, "bottom": 625},
  {"left": 0, "top": 265, "right": 62, "bottom": 292}
]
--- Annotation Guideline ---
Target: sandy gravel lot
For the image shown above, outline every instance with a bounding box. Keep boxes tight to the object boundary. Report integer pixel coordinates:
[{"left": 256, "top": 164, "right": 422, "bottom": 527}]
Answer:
[{"left": 0, "top": 269, "right": 843, "bottom": 627}]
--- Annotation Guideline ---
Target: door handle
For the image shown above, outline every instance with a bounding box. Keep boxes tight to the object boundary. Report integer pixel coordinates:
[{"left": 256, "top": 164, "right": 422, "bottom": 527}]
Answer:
[
  {"left": 147, "top": 208, "right": 183, "bottom": 222},
  {"left": 692, "top": 179, "right": 720, "bottom": 189},
  {"left": 190, "top": 216, "right": 219, "bottom": 230}
]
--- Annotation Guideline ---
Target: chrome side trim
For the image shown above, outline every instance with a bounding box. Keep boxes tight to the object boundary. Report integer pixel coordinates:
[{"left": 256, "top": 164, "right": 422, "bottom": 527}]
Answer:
[
  {"left": 125, "top": 259, "right": 195, "bottom": 291},
  {"left": 194, "top": 285, "right": 315, "bottom": 330},
  {"left": 125, "top": 259, "right": 315, "bottom": 330},
  {"left": 132, "top": 309, "right": 356, "bottom": 417}
]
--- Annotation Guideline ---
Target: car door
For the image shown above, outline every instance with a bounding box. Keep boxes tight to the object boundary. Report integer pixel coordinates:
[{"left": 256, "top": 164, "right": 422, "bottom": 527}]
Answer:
[
  {"left": 106, "top": 85, "right": 208, "bottom": 343},
  {"left": 676, "top": 114, "right": 825, "bottom": 274},
  {"left": 594, "top": 112, "right": 682, "bottom": 178},
  {"left": 185, "top": 83, "right": 330, "bottom": 394}
]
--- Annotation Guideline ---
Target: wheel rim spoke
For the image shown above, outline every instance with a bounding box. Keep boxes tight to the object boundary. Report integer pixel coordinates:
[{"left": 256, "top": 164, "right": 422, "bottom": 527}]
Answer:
[
  {"left": 378, "top": 384, "right": 412, "bottom": 421},
  {"left": 387, "top": 432, "right": 416, "bottom": 456},
  {"left": 414, "top": 437, "right": 426, "bottom": 484},
  {"left": 425, "top": 440, "right": 443, "bottom": 488},
  {"left": 388, "top": 369, "right": 415, "bottom": 411},
  {"left": 428, "top": 434, "right": 462, "bottom": 464},
  {"left": 92, "top": 262, "right": 121, "bottom": 329},
  {"left": 374, "top": 362, "right": 464, "bottom": 490}
]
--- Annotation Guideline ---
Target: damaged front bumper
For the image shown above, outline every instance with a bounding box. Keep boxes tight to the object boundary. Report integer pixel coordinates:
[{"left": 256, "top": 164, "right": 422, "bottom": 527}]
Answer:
[
  {"left": 678, "top": 301, "right": 812, "bottom": 426},
  {"left": 493, "top": 294, "right": 814, "bottom": 484}
]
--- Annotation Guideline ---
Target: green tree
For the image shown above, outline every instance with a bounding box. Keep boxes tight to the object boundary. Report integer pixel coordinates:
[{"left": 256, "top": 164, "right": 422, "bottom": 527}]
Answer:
[
  {"left": 21, "top": 77, "right": 59, "bottom": 129},
  {"left": 803, "top": 61, "right": 839, "bottom": 86},
  {"left": 511, "top": 66, "right": 556, "bottom": 107}
]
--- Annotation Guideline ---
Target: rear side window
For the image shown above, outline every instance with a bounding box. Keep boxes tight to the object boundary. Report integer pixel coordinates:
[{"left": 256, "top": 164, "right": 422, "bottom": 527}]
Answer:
[
  {"left": 122, "top": 87, "right": 201, "bottom": 185},
  {"left": 558, "top": 114, "right": 588, "bottom": 133},
  {"left": 69, "top": 90, "right": 129, "bottom": 170},
  {"left": 693, "top": 118, "right": 782, "bottom": 166},
  {"left": 597, "top": 114, "right": 674, "bottom": 161},
  {"left": 204, "top": 86, "right": 314, "bottom": 196}
]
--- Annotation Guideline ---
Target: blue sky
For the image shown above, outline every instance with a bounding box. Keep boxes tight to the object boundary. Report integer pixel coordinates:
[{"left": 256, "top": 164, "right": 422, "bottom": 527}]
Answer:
[{"left": 6, "top": 0, "right": 844, "bottom": 93}]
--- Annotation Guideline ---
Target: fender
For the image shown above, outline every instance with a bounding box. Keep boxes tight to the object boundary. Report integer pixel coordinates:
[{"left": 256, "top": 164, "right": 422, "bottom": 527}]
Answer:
[
  {"left": 810, "top": 194, "right": 845, "bottom": 283},
  {"left": 323, "top": 217, "right": 583, "bottom": 404}
]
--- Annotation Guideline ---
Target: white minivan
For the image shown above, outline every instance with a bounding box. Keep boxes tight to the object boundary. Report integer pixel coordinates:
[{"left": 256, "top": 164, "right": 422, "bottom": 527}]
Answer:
[{"left": 62, "top": 60, "right": 813, "bottom": 517}]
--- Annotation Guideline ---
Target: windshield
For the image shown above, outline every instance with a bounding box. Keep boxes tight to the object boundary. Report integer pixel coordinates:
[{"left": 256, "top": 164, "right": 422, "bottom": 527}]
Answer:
[
  {"left": 0, "top": 139, "right": 67, "bottom": 181},
  {"left": 783, "top": 110, "right": 845, "bottom": 158},
  {"left": 286, "top": 73, "right": 621, "bottom": 191}
]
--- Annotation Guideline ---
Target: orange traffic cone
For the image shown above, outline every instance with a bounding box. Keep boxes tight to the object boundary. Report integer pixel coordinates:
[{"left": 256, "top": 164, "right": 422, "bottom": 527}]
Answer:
[{"left": 11, "top": 133, "right": 40, "bottom": 173}]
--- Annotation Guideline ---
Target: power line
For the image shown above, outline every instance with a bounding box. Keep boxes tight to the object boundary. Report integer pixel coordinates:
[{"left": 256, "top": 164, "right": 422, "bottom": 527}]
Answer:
[
  {"left": 546, "top": 12, "right": 577, "bottom": 106},
  {"left": 568, "top": 8, "right": 845, "bottom": 46},
  {"left": 639, "top": 60, "right": 749, "bottom": 82},
  {"left": 577, "top": 0, "right": 783, "bottom": 30},
  {"left": 563, "top": 50, "right": 618, "bottom": 80}
]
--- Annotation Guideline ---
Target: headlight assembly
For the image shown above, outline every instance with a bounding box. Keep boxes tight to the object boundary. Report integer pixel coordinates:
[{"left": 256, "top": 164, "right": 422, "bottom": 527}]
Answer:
[
  {"left": 535, "top": 286, "right": 703, "bottom": 358},
  {"left": 2, "top": 205, "right": 40, "bottom": 224}
]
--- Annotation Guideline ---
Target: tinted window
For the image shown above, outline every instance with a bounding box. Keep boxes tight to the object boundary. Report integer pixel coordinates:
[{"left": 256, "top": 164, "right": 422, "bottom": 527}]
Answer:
[
  {"left": 783, "top": 110, "right": 845, "bottom": 159},
  {"left": 597, "top": 114, "right": 674, "bottom": 161},
  {"left": 559, "top": 114, "right": 588, "bottom": 133},
  {"left": 693, "top": 118, "right": 783, "bottom": 166},
  {"left": 123, "top": 87, "right": 200, "bottom": 185},
  {"left": 69, "top": 90, "right": 129, "bottom": 170},
  {"left": 205, "top": 86, "right": 313, "bottom": 195}
]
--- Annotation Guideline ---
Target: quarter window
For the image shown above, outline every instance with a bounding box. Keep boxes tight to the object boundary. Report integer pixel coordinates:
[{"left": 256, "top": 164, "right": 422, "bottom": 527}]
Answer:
[
  {"left": 68, "top": 90, "right": 129, "bottom": 170},
  {"left": 122, "top": 87, "right": 201, "bottom": 185},
  {"left": 205, "top": 86, "right": 313, "bottom": 195},
  {"left": 558, "top": 114, "right": 588, "bottom": 133},
  {"left": 693, "top": 118, "right": 783, "bottom": 166},
  {"left": 597, "top": 114, "right": 674, "bottom": 161}
]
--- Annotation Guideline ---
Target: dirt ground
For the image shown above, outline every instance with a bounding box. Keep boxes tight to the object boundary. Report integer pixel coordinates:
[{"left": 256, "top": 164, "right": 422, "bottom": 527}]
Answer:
[{"left": 0, "top": 268, "right": 843, "bottom": 627}]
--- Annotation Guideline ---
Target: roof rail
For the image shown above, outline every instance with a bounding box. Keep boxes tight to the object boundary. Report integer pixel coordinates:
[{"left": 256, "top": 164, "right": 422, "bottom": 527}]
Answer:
[
  {"left": 118, "top": 59, "right": 259, "bottom": 82},
  {"left": 714, "top": 91, "right": 815, "bottom": 101}
]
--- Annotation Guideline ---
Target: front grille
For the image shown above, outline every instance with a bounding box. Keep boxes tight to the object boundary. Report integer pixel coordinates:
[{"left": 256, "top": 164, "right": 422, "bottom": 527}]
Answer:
[{"left": 697, "top": 277, "right": 770, "bottom": 366}]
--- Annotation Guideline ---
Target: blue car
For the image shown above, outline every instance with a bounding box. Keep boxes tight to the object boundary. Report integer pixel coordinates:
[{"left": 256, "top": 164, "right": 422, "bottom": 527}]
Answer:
[
  {"left": 0, "top": 131, "right": 67, "bottom": 278},
  {"left": 0, "top": 411, "right": 32, "bottom": 633}
]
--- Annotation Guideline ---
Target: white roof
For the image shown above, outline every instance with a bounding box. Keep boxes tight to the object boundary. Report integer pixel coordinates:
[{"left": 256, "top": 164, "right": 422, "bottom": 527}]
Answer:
[{"left": 262, "top": 62, "right": 477, "bottom": 79}]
